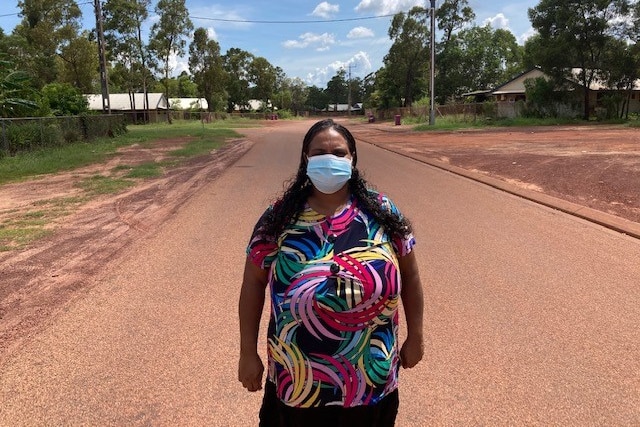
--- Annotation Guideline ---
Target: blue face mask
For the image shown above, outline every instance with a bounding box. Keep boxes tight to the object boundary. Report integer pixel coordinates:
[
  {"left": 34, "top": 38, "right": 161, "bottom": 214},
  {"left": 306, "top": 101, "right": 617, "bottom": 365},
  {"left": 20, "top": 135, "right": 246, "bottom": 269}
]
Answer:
[{"left": 306, "top": 154, "right": 353, "bottom": 194}]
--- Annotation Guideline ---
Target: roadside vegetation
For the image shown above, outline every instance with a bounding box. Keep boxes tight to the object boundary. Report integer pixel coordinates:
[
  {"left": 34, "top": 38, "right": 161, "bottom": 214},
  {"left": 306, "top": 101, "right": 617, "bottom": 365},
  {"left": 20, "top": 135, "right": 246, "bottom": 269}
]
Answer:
[
  {"left": 0, "top": 120, "right": 245, "bottom": 251},
  {"left": 0, "top": 120, "right": 245, "bottom": 184}
]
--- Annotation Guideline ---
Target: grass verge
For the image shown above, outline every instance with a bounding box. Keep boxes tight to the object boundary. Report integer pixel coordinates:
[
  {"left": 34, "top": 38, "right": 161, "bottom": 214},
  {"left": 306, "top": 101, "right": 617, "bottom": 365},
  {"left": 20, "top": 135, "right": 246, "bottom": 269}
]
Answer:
[
  {"left": 0, "top": 120, "right": 245, "bottom": 184},
  {"left": 0, "top": 119, "right": 246, "bottom": 251}
]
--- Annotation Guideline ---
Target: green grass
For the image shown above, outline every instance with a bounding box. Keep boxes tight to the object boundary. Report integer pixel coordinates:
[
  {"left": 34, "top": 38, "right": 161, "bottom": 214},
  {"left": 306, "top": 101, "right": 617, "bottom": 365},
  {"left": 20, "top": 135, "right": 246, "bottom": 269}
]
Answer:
[
  {"left": 115, "top": 162, "right": 165, "bottom": 179},
  {"left": 0, "top": 196, "right": 85, "bottom": 251},
  {"left": 0, "top": 120, "right": 245, "bottom": 184},
  {"left": 169, "top": 128, "right": 238, "bottom": 157},
  {"left": 75, "top": 174, "right": 135, "bottom": 195}
]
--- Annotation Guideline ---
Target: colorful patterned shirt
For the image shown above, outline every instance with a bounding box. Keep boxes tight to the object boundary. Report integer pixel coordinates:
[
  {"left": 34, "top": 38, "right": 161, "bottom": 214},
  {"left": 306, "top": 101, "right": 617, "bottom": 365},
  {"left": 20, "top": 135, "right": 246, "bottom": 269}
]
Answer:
[{"left": 247, "top": 192, "right": 415, "bottom": 408}]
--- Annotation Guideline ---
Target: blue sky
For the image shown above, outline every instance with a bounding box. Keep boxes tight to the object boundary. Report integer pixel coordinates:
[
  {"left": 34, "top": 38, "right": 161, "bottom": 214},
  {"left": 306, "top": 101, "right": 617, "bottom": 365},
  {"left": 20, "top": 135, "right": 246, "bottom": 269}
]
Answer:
[{"left": 0, "top": 0, "right": 539, "bottom": 88}]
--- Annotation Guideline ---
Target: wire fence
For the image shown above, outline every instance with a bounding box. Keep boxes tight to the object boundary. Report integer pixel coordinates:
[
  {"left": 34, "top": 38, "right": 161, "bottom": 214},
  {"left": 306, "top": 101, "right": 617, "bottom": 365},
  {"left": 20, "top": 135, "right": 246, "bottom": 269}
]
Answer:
[{"left": 0, "top": 114, "right": 126, "bottom": 158}]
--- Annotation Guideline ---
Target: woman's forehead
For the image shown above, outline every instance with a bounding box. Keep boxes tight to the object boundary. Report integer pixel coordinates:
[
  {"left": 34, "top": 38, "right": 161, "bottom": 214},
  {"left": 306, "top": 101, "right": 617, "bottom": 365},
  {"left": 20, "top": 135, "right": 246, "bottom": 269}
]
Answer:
[{"left": 308, "top": 128, "right": 348, "bottom": 148}]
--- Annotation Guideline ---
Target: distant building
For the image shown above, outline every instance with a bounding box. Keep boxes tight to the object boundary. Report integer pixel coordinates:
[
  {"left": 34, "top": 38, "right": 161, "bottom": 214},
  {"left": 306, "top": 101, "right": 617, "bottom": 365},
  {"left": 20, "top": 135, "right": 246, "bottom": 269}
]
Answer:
[{"left": 85, "top": 93, "right": 169, "bottom": 123}]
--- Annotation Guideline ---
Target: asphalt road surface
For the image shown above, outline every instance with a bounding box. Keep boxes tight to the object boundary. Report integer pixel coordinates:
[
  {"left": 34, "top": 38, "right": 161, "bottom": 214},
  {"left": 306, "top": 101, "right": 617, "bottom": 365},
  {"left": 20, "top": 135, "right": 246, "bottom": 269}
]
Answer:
[{"left": 1, "top": 120, "right": 639, "bottom": 426}]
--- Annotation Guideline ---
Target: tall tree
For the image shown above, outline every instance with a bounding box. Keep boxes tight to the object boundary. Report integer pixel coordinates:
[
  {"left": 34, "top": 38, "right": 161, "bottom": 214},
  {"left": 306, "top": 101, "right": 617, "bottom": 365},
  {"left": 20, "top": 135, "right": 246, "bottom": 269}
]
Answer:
[
  {"left": 247, "top": 56, "right": 276, "bottom": 110},
  {"left": 15, "top": 0, "right": 82, "bottom": 88},
  {"left": 103, "top": 0, "right": 153, "bottom": 119},
  {"left": 188, "top": 27, "right": 227, "bottom": 112},
  {"left": 149, "top": 0, "right": 193, "bottom": 122},
  {"left": 57, "top": 32, "right": 98, "bottom": 93},
  {"left": 223, "top": 48, "right": 253, "bottom": 112},
  {"left": 326, "top": 69, "right": 348, "bottom": 109},
  {"left": 437, "top": 0, "right": 475, "bottom": 44},
  {"left": 306, "top": 85, "right": 329, "bottom": 111},
  {"left": 528, "top": 0, "right": 631, "bottom": 119},
  {"left": 454, "top": 25, "right": 523, "bottom": 94},
  {"left": 381, "top": 6, "right": 430, "bottom": 107}
]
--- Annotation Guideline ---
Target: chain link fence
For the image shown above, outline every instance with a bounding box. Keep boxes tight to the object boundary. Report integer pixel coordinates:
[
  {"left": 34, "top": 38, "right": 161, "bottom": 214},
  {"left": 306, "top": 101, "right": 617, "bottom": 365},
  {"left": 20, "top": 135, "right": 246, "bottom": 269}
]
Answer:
[{"left": 0, "top": 114, "right": 126, "bottom": 158}]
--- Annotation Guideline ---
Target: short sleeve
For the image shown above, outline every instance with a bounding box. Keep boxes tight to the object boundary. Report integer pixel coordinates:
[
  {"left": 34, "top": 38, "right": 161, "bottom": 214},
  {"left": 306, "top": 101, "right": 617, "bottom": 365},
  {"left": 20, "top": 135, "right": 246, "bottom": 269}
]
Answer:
[
  {"left": 246, "top": 208, "right": 278, "bottom": 269},
  {"left": 376, "top": 192, "right": 416, "bottom": 257}
]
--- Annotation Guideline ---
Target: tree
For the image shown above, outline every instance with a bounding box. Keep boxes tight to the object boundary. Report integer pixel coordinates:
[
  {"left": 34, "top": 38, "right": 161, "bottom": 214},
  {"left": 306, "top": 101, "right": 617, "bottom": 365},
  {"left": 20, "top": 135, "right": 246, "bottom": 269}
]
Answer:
[
  {"left": 103, "top": 0, "right": 154, "bottom": 120},
  {"left": 381, "top": 6, "right": 430, "bottom": 107},
  {"left": 56, "top": 33, "right": 98, "bottom": 93},
  {"left": 306, "top": 85, "right": 329, "bottom": 111},
  {"left": 458, "top": 25, "right": 523, "bottom": 93},
  {"left": 326, "top": 69, "right": 348, "bottom": 109},
  {"left": 247, "top": 56, "right": 276, "bottom": 110},
  {"left": 149, "top": 0, "right": 193, "bottom": 122},
  {"left": 528, "top": 0, "right": 631, "bottom": 119},
  {"left": 176, "top": 72, "right": 197, "bottom": 98},
  {"left": 188, "top": 27, "right": 227, "bottom": 112},
  {"left": 41, "top": 82, "right": 88, "bottom": 115},
  {"left": 273, "top": 76, "right": 308, "bottom": 114},
  {"left": 223, "top": 48, "right": 253, "bottom": 112},
  {"left": 437, "top": 0, "right": 475, "bottom": 44},
  {"left": 597, "top": 38, "right": 640, "bottom": 119},
  {"left": 15, "top": 0, "right": 82, "bottom": 88}
]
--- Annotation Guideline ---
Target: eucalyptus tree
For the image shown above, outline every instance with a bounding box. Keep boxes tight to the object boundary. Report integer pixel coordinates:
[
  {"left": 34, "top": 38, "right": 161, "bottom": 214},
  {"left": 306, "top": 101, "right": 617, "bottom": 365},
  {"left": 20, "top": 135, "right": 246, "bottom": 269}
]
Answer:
[
  {"left": 188, "top": 27, "right": 227, "bottom": 112},
  {"left": 528, "top": 0, "right": 632, "bottom": 119},
  {"left": 273, "top": 76, "right": 308, "bottom": 114},
  {"left": 326, "top": 69, "right": 348, "bottom": 109},
  {"left": 455, "top": 25, "right": 523, "bottom": 94},
  {"left": 222, "top": 48, "right": 253, "bottom": 112},
  {"left": 247, "top": 56, "right": 277, "bottom": 111},
  {"left": 435, "top": 0, "right": 476, "bottom": 103},
  {"left": 437, "top": 0, "right": 475, "bottom": 44},
  {"left": 306, "top": 85, "right": 329, "bottom": 112},
  {"left": 149, "top": 0, "right": 193, "bottom": 121},
  {"left": 103, "top": 0, "right": 153, "bottom": 116},
  {"left": 56, "top": 32, "right": 98, "bottom": 93},
  {"left": 381, "top": 6, "right": 430, "bottom": 107},
  {"left": 597, "top": 38, "right": 640, "bottom": 119},
  {"left": 15, "top": 0, "right": 83, "bottom": 88}
]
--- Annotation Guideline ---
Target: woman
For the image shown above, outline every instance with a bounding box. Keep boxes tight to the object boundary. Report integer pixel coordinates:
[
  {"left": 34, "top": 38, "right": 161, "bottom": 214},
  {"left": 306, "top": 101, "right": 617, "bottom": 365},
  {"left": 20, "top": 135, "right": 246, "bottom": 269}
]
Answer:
[{"left": 238, "top": 119, "right": 424, "bottom": 426}]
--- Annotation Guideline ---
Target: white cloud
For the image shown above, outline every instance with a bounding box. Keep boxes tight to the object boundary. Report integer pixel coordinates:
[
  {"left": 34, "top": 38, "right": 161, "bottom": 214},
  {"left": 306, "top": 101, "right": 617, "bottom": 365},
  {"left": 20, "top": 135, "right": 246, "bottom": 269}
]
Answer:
[
  {"left": 305, "top": 51, "right": 372, "bottom": 87},
  {"left": 484, "top": 13, "right": 509, "bottom": 30},
  {"left": 347, "top": 26, "right": 375, "bottom": 39},
  {"left": 283, "top": 32, "right": 336, "bottom": 51},
  {"left": 169, "top": 52, "right": 190, "bottom": 75},
  {"left": 354, "top": 0, "right": 423, "bottom": 16},
  {"left": 312, "top": 2, "right": 340, "bottom": 18},
  {"left": 207, "top": 27, "right": 218, "bottom": 40},
  {"left": 519, "top": 27, "right": 537, "bottom": 44}
]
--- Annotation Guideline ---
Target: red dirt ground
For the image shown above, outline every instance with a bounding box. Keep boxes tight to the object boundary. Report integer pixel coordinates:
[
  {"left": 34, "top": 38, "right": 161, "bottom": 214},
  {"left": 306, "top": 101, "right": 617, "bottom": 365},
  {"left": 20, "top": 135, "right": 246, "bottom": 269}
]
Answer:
[{"left": 1, "top": 121, "right": 639, "bottom": 363}]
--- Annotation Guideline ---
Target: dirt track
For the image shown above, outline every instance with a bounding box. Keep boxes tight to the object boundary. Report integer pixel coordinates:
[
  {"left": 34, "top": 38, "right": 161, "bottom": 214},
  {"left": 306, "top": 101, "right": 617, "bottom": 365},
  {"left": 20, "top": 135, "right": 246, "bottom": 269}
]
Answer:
[{"left": 1, "top": 120, "right": 639, "bottom": 364}]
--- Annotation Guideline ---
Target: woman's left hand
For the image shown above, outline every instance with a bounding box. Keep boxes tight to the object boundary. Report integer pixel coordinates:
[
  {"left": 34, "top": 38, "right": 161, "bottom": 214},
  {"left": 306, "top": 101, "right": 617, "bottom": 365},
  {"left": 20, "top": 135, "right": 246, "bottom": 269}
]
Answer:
[{"left": 400, "top": 335, "right": 424, "bottom": 369}]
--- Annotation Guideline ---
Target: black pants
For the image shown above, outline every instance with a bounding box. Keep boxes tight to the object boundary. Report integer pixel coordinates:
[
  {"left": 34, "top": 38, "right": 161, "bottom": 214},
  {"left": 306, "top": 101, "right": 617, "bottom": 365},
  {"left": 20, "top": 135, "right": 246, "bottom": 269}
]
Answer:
[{"left": 259, "top": 381, "right": 399, "bottom": 427}]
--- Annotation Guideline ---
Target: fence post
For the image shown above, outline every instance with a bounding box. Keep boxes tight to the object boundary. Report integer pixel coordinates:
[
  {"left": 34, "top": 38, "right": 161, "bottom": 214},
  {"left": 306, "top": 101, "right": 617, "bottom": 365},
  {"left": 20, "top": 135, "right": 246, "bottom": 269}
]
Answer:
[{"left": 1, "top": 119, "right": 7, "bottom": 155}]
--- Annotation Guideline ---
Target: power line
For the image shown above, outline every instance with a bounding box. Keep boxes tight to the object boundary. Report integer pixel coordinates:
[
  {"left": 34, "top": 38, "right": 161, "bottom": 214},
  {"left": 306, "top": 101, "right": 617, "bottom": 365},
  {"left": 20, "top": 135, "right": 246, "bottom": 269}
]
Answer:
[{"left": 188, "top": 14, "right": 396, "bottom": 25}]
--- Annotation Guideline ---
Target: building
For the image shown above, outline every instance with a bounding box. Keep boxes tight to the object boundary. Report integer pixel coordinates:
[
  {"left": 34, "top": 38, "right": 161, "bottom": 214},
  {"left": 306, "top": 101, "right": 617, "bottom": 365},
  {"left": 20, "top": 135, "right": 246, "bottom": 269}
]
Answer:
[{"left": 85, "top": 93, "right": 169, "bottom": 123}]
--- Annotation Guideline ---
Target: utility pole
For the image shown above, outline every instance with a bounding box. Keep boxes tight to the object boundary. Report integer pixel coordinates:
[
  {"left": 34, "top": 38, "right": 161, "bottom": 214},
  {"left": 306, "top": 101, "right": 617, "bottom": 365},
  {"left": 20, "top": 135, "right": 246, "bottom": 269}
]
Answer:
[
  {"left": 347, "top": 64, "right": 356, "bottom": 116},
  {"left": 429, "top": 0, "right": 436, "bottom": 125},
  {"left": 94, "top": 0, "right": 111, "bottom": 114}
]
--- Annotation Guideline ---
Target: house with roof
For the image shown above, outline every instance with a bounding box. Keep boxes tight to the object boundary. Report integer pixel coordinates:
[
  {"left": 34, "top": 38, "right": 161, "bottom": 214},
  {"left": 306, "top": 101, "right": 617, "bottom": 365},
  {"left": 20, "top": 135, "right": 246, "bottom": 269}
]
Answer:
[
  {"left": 481, "top": 68, "right": 640, "bottom": 118},
  {"left": 85, "top": 93, "right": 169, "bottom": 123}
]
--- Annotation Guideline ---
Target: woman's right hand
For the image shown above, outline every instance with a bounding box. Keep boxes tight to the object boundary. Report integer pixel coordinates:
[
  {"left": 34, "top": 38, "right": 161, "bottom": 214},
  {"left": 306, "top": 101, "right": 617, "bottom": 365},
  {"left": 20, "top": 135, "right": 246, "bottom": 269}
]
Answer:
[{"left": 238, "top": 352, "right": 264, "bottom": 392}]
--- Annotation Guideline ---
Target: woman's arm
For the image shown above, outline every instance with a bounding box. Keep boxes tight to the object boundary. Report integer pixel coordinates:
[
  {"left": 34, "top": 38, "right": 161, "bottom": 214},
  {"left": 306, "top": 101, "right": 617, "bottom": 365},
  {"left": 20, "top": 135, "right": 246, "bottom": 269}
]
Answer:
[
  {"left": 238, "top": 257, "right": 269, "bottom": 391},
  {"left": 398, "top": 250, "right": 425, "bottom": 368}
]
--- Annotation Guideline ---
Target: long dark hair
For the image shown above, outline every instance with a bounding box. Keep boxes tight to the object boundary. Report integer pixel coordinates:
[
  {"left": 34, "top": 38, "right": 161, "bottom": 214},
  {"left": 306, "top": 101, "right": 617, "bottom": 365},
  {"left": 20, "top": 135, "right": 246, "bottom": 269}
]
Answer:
[{"left": 259, "top": 119, "right": 412, "bottom": 239}]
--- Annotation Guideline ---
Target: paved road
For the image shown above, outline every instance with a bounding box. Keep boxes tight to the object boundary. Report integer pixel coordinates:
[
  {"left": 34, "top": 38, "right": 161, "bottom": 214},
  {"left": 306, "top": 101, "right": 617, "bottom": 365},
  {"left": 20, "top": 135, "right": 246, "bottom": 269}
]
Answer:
[{"left": 1, "top": 120, "right": 639, "bottom": 426}]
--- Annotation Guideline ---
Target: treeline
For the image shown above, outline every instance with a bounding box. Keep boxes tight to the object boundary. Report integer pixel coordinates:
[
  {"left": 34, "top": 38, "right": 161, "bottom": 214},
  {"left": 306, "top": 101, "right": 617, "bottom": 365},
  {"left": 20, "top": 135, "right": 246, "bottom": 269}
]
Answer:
[{"left": 1, "top": 0, "right": 639, "bottom": 120}]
